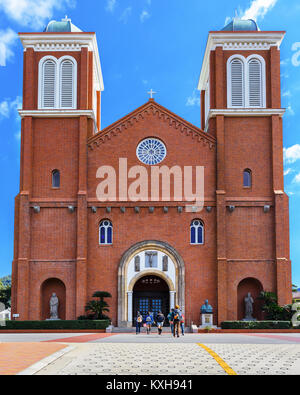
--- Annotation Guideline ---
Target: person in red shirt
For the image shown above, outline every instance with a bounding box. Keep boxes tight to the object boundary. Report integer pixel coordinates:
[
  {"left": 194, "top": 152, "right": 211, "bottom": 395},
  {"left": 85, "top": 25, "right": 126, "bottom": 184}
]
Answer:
[{"left": 180, "top": 313, "right": 185, "bottom": 336}]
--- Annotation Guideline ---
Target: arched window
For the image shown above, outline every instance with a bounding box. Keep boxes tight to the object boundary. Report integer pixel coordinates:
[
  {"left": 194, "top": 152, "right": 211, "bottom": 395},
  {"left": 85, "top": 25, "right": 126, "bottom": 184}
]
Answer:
[
  {"left": 52, "top": 169, "right": 60, "bottom": 188},
  {"left": 190, "top": 220, "right": 204, "bottom": 245},
  {"left": 243, "top": 169, "right": 252, "bottom": 188},
  {"left": 38, "top": 56, "right": 77, "bottom": 110},
  {"left": 60, "top": 58, "right": 76, "bottom": 109},
  {"left": 228, "top": 57, "right": 245, "bottom": 108},
  {"left": 99, "top": 220, "right": 113, "bottom": 245},
  {"left": 227, "top": 54, "right": 266, "bottom": 109},
  {"left": 41, "top": 58, "right": 57, "bottom": 108},
  {"left": 247, "top": 57, "right": 264, "bottom": 108}
]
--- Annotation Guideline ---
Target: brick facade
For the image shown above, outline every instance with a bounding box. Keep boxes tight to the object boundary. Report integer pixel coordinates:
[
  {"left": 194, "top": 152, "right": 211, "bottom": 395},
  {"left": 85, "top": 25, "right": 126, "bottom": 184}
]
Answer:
[{"left": 11, "top": 26, "right": 292, "bottom": 326}]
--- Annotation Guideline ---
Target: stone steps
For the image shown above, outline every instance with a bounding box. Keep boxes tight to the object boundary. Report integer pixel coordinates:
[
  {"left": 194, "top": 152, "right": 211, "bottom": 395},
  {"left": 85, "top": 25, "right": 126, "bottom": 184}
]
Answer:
[{"left": 108, "top": 326, "right": 190, "bottom": 333}]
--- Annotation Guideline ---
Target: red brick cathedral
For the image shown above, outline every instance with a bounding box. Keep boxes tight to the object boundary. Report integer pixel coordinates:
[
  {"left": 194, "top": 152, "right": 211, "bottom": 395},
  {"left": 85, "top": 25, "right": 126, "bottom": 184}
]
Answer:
[{"left": 12, "top": 17, "right": 292, "bottom": 326}]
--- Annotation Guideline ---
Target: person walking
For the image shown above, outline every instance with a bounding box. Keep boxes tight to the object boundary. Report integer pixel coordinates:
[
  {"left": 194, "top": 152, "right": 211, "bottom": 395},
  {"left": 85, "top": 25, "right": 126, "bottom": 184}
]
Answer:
[
  {"left": 145, "top": 311, "right": 153, "bottom": 334},
  {"left": 168, "top": 309, "right": 174, "bottom": 335},
  {"left": 136, "top": 311, "right": 143, "bottom": 334},
  {"left": 156, "top": 311, "right": 165, "bottom": 335},
  {"left": 172, "top": 305, "right": 182, "bottom": 338},
  {"left": 180, "top": 313, "right": 185, "bottom": 336}
]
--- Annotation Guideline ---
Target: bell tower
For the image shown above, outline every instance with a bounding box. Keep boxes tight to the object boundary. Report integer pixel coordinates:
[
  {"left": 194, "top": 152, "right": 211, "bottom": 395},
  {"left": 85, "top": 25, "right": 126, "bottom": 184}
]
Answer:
[
  {"left": 12, "top": 18, "right": 104, "bottom": 320},
  {"left": 198, "top": 18, "right": 291, "bottom": 324}
]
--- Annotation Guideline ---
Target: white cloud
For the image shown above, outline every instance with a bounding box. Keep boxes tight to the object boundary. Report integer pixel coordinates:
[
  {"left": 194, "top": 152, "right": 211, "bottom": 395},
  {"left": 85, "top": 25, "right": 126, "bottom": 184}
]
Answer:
[
  {"left": 293, "top": 173, "right": 300, "bottom": 184},
  {"left": 0, "top": 0, "right": 75, "bottom": 28},
  {"left": 0, "top": 28, "right": 18, "bottom": 67},
  {"left": 242, "top": 0, "right": 278, "bottom": 21},
  {"left": 106, "top": 0, "right": 117, "bottom": 13},
  {"left": 140, "top": 10, "right": 151, "bottom": 23},
  {"left": 119, "top": 7, "right": 132, "bottom": 24},
  {"left": 0, "top": 96, "right": 22, "bottom": 120},
  {"left": 284, "top": 144, "right": 300, "bottom": 164},
  {"left": 14, "top": 131, "right": 21, "bottom": 141},
  {"left": 282, "top": 91, "right": 292, "bottom": 98},
  {"left": 284, "top": 168, "right": 292, "bottom": 176},
  {"left": 186, "top": 90, "right": 200, "bottom": 107},
  {"left": 291, "top": 42, "right": 300, "bottom": 67},
  {"left": 281, "top": 59, "right": 290, "bottom": 67},
  {"left": 286, "top": 104, "right": 295, "bottom": 116}
]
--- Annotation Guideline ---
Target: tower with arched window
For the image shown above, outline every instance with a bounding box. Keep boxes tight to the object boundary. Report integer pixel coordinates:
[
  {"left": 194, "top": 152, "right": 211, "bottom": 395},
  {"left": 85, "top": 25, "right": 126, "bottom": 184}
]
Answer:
[
  {"left": 198, "top": 17, "right": 291, "bottom": 324},
  {"left": 13, "top": 17, "right": 104, "bottom": 321}
]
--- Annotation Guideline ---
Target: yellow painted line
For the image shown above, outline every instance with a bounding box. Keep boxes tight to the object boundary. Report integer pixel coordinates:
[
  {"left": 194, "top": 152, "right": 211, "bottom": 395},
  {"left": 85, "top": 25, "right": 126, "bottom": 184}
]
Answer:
[{"left": 197, "top": 343, "right": 237, "bottom": 375}]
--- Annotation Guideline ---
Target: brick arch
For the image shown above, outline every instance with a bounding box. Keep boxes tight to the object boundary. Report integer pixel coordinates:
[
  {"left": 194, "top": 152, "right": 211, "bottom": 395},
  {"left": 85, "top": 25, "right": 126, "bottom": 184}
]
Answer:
[
  {"left": 40, "top": 278, "right": 66, "bottom": 320},
  {"left": 237, "top": 277, "right": 263, "bottom": 321}
]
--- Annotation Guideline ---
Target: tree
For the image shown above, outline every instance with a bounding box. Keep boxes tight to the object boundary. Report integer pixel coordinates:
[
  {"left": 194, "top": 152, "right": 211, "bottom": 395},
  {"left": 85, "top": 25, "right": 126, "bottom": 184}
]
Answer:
[
  {"left": 0, "top": 280, "right": 11, "bottom": 309},
  {"left": 292, "top": 284, "right": 299, "bottom": 293},
  {"left": 85, "top": 291, "right": 112, "bottom": 320}
]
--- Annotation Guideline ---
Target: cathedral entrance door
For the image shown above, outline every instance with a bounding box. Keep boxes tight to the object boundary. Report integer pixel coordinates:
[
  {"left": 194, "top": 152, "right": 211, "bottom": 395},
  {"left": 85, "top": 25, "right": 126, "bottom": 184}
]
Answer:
[{"left": 132, "top": 275, "right": 170, "bottom": 326}]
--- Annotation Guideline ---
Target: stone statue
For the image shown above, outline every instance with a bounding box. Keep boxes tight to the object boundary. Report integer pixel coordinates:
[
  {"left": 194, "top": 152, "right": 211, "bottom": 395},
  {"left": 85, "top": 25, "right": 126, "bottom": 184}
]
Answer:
[
  {"left": 134, "top": 256, "right": 140, "bottom": 272},
  {"left": 163, "top": 255, "right": 168, "bottom": 272},
  {"left": 244, "top": 292, "right": 255, "bottom": 321},
  {"left": 201, "top": 299, "right": 213, "bottom": 314},
  {"left": 49, "top": 293, "right": 59, "bottom": 320},
  {"left": 146, "top": 252, "right": 157, "bottom": 268}
]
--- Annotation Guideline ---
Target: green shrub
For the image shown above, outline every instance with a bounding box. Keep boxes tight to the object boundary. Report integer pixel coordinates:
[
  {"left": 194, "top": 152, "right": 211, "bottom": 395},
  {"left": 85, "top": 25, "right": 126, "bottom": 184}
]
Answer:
[
  {"left": 221, "top": 321, "right": 291, "bottom": 330},
  {"left": 0, "top": 320, "right": 110, "bottom": 330},
  {"left": 85, "top": 291, "right": 112, "bottom": 320},
  {"left": 258, "top": 291, "right": 292, "bottom": 321}
]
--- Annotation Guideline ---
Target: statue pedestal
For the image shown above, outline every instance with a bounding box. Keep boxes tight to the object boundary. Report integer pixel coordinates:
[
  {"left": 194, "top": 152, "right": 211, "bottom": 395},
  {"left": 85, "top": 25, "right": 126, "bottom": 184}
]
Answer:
[
  {"left": 242, "top": 317, "right": 256, "bottom": 322},
  {"left": 199, "top": 314, "right": 216, "bottom": 329},
  {"left": 46, "top": 318, "right": 61, "bottom": 321}
]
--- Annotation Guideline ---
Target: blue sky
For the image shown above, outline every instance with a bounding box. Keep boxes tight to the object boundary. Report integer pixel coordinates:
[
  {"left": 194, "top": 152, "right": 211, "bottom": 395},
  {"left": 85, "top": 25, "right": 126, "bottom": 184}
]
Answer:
[{"left": 0, "top": 0, "right": 300, "bottom": 288}]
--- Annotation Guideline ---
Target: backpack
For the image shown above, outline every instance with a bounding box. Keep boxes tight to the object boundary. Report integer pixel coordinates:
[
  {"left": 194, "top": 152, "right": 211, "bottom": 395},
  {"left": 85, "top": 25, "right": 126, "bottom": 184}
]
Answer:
[
  {"left": 173, "top": 310, "right": 182, "bottom": 322},
  {"left": 156, "top": 314, "right": 164, "bottom": 323},
  {"left": 146, "top": 316, "right": 152, "bottom": 322}
]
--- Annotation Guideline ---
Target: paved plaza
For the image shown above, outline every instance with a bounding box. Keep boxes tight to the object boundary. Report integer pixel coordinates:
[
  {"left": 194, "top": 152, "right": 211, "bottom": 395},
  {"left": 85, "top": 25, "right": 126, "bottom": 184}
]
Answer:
[{"left": 0, "top": 332, "right": 300, "bottom": 375}]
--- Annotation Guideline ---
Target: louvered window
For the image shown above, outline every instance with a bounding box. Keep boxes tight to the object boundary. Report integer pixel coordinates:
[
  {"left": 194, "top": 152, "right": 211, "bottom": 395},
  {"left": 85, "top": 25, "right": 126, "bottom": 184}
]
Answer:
[
  {"left": 248, "top": 59, "right": 263, "bottom": 107},
  {"left": 230, "top": 59, "right": 244, "bottom": 107},
  {"left": 227, "top": 55, "right": 265, "bottom": 109},
  {"left": 39, "top": 56, "right": 77, "bottom": 110},
  {"left": 60, "top": 60, "right": 74, "bottom": 108},
  {"left": 42, "top": 60, "right": 56, "bottom": 108}
]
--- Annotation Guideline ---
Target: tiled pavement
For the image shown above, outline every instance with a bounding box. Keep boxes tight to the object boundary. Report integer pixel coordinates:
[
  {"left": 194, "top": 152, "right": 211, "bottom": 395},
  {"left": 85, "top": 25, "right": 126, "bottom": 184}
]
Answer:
[
  {"left": 0, "top": 343, "right": 67, "bottom": 375},
  {"left": 35, "top": 342, "right": 300, "bottom": 375},
  {"left": 2, "top": 333, "right": 300, "bottom": 375}
]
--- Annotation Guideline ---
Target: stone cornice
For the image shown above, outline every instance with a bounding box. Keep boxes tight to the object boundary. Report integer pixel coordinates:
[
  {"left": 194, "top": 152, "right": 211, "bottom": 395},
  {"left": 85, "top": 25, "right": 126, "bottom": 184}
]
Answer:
[
  {"left": 198, "top": 31, "right": 285, "bottom": 91},
  {"left": 209, "top": 108, "right": 286, "bottom": 118},
  {"left": 88, "top": 100, "right": 216, "bottom": 151},
  {"left": 18, "top": 32, "right": 104, "bottom": 92},
  {"left": 18, "top": 109, "right": 95, "bottom": 119}
]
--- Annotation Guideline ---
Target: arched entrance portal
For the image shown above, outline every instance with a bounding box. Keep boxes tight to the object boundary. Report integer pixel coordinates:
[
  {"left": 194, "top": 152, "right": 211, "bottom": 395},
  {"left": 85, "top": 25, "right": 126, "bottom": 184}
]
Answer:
[
  {"left": 133, "top": 275, "right": 170, "bottom": 326},
  {"left": 118, "top": 240, "right": 185, "bottom": 327}
]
